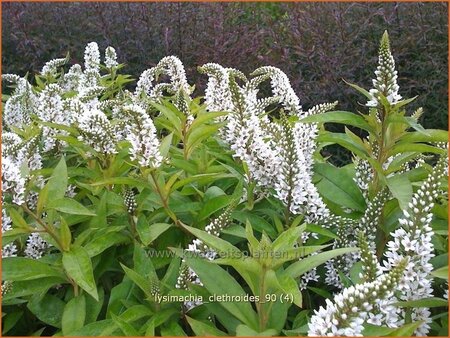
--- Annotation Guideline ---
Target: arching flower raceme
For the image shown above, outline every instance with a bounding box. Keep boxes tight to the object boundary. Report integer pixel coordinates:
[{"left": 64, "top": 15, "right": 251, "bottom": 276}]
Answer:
[
  {"left": 366, "top": 31, "right": 402, "bottom": 108},
  {"left": 36, "top": 84, "right": 69, "bottom": 152},
  {"left": 2, "top": 77, "right": 37, "bottom": 130},
  {"left": 1, "top": 155, "right": 26, "bottom": 206},
  {"left": 198, "top": 63, "right": 237, "bottom": 113},
  {"left": 40, "top": 57, "right": 67, "bottom": 77},
  {"left": 77, "top": 108, "right": 119, "bottom": 155},
  {"left": 62, "top": 64, "right": 84, "bottom": 92},
  {"left": 136, "top": 56, "right": 191, "bottom": 98},
  {"left": 251, "top": 66, "right": 302, "bottom": 115},
  {"left": 308, "top": 259, "right": 407, "bottom": 337},
  {"left": 104, "top": 46, "right": 118, "bottom": 68},
  {"left": 225, "top": 74, "right": 282, "bottom": 188},
  {"left": 122, "top": 104, "right": 162, "bottom": 168},
  {"left": 377, "top": 156, "right": 448, "bottom": 335},
  {"left": 84, "top": 42, "right": 101, "bottom": 72},
  {"left": 1, "top": 209, "right": 18, "bottom": 258}
]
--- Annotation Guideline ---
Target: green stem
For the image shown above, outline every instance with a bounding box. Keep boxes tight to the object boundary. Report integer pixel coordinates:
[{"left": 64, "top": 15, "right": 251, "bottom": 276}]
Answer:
[
  {"left": 258, "top": 265, "right": 268, "bottom": 332},
  {"left": 21, "top": 204, "right": 65, "bottom": 251}
]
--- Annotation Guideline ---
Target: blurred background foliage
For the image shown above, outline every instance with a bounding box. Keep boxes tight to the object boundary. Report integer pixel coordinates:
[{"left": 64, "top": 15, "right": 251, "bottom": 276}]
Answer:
[{"left": 2, "top": 1, "right": 448, "bottom": 163}]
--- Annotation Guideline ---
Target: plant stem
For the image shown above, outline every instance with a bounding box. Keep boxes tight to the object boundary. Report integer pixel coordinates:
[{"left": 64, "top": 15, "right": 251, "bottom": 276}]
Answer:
[
  {"left": 21, "top": 204, "right": 65, "bottom": 251},
  {"left": 258, "top": 265, "right": 268, "bottom": 332}
]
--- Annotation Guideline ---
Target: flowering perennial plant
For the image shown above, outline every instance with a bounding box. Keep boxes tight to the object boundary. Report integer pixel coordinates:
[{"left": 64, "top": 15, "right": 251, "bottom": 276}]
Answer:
[{"left": 1, "top": 32, "right": 448, "bottom": 337}]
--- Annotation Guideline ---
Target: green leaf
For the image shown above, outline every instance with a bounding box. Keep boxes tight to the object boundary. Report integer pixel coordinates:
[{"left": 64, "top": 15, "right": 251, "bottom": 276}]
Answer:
[
  {"left": 159, "top": 132, "right": 174, "bottom": 158},
  {"left": 386, "top": 321, "right": 424, "bottom": 336},
  {"left": 391, "top": 297, "right": 448, "bottom": 308},
  {"left": 120, "top": 263, "right": 151, "bottom": 296},
  {"left": 362, "top": 323, "right": 398, "bottom": 336},
  {"left": 62, "top": 247, "right": 99, "bottom": 301},
  {"left": 2, "top": 311, "right": 23, "bottom": 335},
  {"left": 317, "top": 132, "right": 369, "bottom": 159},
  {"left": 181, "top": 223, "right": 241, "bottom": 257},
  {"left": 315, "top": 163, "right": 366, "bottom": 211},
  {"left": 27, "top": 294, "right": 65, "bottom": 328},
  {"left": 137, "top": 219, "right": 172, "bottom": 246},
  {"left": 60, "top": 217, "right": 72, "bottom": 251},
  {"left": 160, "top": 321, "right": 186, "bottom": 336},
  {"left": 396, "top": 129, "right": 448, "bottom": 144},
  {"left": 37, "top": 183, "right": 50, "bottom": 216},
  {"left": 185, "top": 256, "right": 259, "bottom": 330},
  {"left": 197, "top": 194, "right": 234, "bottom": 220},
  {"left": 2, "top": 257, "right": 66, "bottom": 281},
  {"left": 284, "top": 247, "right": 358, "bottom": 279},
  {"left": 431, "top": 265, "right": 448, "bottom": 280},
  {"left": 68, "top": 319, "right": 119, "bottom": 336},
  {"left": 278, "top": 274, "right": 302, "bottom": 307},
  {"left": 188, "top": 111, "right": 227, "bottom": 131},
  {"left": 388, "top": 143, "right": 445, "bottom": 157},
  {"left": 1, "top": 277, "right": 66, "bottom": 300},
  {"left": 186, "top": 124, "right": 222, "bottom": 156},
  {"left": 344, "top": 80, "right": 373, "bottom": 99},
  {"left": 47, "top": 157, "right": 68, "bottom": 200},
  {"left": 236, "top": 324, "right": 278, "bottom": 336},
  {"left": 300, "top": 111, "right": 374, "bottom": 134},
  {"left": 85, "top": 287, "right": 105, "bottom": 324},
  {"left": 106, "top": 278, "right": 134, "bottom": 317},
  {"left": 305, "top": 224, "right": 338, "bottom": 239},
  {"left": 119, "top": 305, "right": 153, "bottom": 323},
  {"left": 90, "top": 176, "right": 145, "bottom": 187},
  {"left": 47, "top": 198, "right": 96, "bottom": 216},
  {"left": 272, "top": 225, "right": 305, "bottom": 253},
  {"left": 111, "top": 313, "right": 140, "bottom": 336},
  {"left": 171, "top": 173, "right": 229, "bottom": 192},
  {"left": 84, "top": 232, "right": 129, "bottom": 257},
  {"left": 152, "top": 102, "right": 182, "bottom": 136},
  {"left": 232, "top": 211, "right": 277, "bottom": 238},
  {"left": 386, "top": 174, "right": 413, "bottom": 210},
  {"left": 186, "top": 316, "right": 227, "bottom": 336},
  {"left": 62, "top": 295, "right": 86, "bottom": 335},
  {"left": 7, "top": 208, "right": 31, "bottom": 230}
]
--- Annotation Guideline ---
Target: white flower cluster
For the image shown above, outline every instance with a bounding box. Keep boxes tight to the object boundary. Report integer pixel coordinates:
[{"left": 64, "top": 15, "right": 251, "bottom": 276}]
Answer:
[
  {"left": 251, "top": 66, "right": 302, "bottom": 115},
  {"left": 24, "top": 232, "right": 50, "bottom": 259},
  {"left": 1, "top": 156, "right": 26, "bottom": 206},
  {"left": 84, "top": 42, "right": 101, "bottom": 72},
  {"left": 377, "top": 157, "right": 448, "bottom": 335},
  {"left": 1, "top": 209, "right": 18, "bottom": 258},
  {"left": 122, "top": 105, "right": 162, "bottom": 168},
  {"left": 366, "top": 31, "right": 402, "bottom": 108},
  {"left": 314, "top": 155, "right": 447, "bottom": 336},
  {"left": 2, "top": 76, "right": 36, "bottom": 129},
  {"left": 198, "top": 63, "right": 236, "bottom": 113},
  {"left": 41, "top": 57, "right": 67, "bottom": 77},
  {"left": 123, "top": 189, "right": 137, "bottom": 214},
  {"left": 77, "top": 108, "right": 118, "bottom": 155},
  {"left": 37, "top": 84, "right": 70, "bottom": 152},
  {"left": 2, "top": 132, "right": 43, "bottom": 206},
  {"left": 308, "top": 259, "right": 407, "bottom": 337},
  {"left": 276, "top": 103, "right": 336, "bottom": 223},
  {"left": 201, "top": 64, "right": 331, "bottom": 227},
  {"left": 104, "top": 46, "right": 118, "bottom": 68},
  {"left": 353, "top": 157, "right": 373, "bottom": 200},
  {"left": 136, "top": 56, "right": 192, "bottom": 98},
  {"left": 200, "top": 65, "right": 335, "bottom": 290}
]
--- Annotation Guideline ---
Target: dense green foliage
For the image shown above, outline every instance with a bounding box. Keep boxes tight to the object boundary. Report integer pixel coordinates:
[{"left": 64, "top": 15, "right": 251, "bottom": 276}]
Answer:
[{"left": 1, "top": 20, "right": 448, "bottom": 338}]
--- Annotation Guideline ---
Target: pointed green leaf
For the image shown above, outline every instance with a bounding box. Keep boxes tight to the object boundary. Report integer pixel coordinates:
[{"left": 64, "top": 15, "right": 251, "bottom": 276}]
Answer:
[{"left": 63, "top": 247, "right": 98, "bottom": 300}]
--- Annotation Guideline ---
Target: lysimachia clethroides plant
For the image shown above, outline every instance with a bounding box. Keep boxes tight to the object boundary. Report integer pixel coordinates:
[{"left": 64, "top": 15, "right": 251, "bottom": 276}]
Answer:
[{"left": 1, "top": 32, "right": 448, "bottom": 337}]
